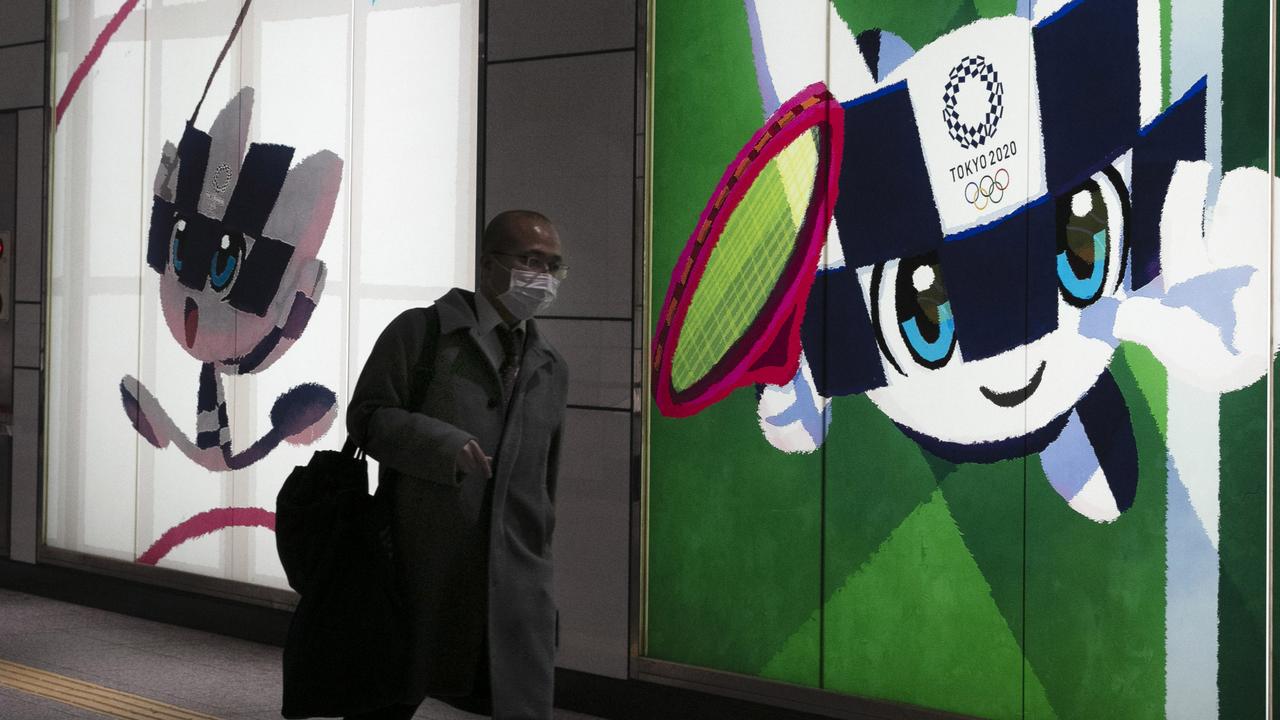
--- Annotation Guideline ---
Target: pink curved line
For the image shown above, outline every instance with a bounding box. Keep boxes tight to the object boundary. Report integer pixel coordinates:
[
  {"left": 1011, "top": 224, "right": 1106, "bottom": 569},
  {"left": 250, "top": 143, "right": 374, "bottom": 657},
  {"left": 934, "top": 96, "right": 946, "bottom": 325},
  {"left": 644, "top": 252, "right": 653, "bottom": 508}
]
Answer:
[
  {"left": 137, "top": 506, "right": 276, "bottom": 565},
  {"left": 55, "top": 0, "right": 141, "bottom": 127}
]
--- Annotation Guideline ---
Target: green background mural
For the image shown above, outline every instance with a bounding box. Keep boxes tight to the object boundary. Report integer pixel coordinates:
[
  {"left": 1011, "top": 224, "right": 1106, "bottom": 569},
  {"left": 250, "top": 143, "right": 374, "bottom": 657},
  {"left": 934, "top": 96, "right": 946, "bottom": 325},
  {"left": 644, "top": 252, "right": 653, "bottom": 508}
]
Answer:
[{"left": 646, "top": 1, "right": 1271, "bottom": 717}]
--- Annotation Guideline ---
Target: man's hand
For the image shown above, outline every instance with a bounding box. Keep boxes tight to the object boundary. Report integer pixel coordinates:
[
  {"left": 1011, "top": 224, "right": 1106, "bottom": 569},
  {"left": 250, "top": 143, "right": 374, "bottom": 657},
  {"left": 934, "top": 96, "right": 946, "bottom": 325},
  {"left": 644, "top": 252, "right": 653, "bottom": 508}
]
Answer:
[{"left": 457, "top": 439, "right": 493, "bottom": 479}]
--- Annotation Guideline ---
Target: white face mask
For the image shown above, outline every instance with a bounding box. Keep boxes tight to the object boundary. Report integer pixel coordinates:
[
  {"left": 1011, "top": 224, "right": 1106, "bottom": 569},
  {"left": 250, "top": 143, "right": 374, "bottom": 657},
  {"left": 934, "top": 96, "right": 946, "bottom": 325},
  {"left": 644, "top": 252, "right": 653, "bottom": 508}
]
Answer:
[{"left": 497, "top": 268, "right": 559, "bottom": 320}]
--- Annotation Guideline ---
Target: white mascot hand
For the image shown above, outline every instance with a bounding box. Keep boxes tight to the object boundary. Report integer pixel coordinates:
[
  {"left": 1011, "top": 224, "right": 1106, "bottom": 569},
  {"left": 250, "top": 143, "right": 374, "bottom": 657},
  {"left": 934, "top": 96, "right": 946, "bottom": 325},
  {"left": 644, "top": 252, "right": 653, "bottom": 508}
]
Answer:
[
  {"left": 757, "top": 353, "right": 830, "bottom": 453},
  {"left": 1111, "top": 160, "right": 1273, "bottom": 393}
]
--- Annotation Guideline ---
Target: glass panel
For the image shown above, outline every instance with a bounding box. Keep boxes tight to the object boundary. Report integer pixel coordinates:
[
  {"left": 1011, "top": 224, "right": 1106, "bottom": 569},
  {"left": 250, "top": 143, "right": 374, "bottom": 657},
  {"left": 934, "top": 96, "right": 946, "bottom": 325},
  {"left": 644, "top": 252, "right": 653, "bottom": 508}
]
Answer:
[
  {"left": 46, "top": 0, "right": 480, "bottom": 588},
  {"left": 645, "top": 1, "right": 826, "bottom": 688},
  {"left": 820, "top": 6, "right": 1030, "bottom": 716},
  {"left": 46, "top": 3, "right": 147, "bottom": 561},
  {"left": 1212, "top": 0, "right": 1272, "bottom": 716},
  {"left": 356, "top": 1, "right": 476, "bottom": 291},
  {"left": 135, "top": 0, "right": 245, "bottom": 579}
]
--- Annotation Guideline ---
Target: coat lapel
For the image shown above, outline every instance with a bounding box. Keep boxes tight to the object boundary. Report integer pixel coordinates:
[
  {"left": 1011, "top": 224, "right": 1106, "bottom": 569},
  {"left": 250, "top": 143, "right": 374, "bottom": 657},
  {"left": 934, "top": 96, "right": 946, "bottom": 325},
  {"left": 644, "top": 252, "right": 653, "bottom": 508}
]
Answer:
[
  {"left": 435, "top": 288, "right": 504, "bottom": 392},
  {"left": 436, "top": 288, "right": 555, "bottom": 401},
  {"left": 516, "top": 318, "right": 555, "bottom": 393}
]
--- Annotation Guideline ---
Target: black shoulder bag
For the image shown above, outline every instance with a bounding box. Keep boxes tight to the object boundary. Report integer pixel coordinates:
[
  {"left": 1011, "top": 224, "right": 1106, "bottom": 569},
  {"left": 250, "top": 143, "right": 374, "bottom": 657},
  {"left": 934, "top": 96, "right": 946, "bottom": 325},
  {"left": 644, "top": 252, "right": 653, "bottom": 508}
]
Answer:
[{"left": 277, "top": 307, "right": 440, "bottom": 719}]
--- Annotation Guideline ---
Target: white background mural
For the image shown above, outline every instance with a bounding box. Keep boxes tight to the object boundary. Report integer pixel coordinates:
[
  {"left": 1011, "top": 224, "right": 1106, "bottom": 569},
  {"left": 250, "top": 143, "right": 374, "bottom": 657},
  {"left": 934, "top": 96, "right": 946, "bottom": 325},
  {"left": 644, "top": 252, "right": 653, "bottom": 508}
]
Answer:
[{"left": 45, "top": 0, "right": 478, "bottom": 590}]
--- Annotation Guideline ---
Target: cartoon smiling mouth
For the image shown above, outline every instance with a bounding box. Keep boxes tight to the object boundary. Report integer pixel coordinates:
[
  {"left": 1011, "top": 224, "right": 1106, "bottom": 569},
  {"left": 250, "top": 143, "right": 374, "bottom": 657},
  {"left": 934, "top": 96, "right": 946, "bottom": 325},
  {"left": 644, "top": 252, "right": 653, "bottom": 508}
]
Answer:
[
  {"left": 980, "top": 360, "right": 1047, "bottom": 408},
  {"left": 184, "top": 297, "right": 199, "bottom": 348}
]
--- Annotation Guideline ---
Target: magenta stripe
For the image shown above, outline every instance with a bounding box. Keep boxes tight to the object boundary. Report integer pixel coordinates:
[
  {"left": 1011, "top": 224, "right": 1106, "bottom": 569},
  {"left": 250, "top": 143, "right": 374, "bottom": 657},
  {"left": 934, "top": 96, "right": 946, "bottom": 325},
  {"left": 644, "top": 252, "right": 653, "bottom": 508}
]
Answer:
[
  {"left": 137, "top": 506, "right": 276, "bottom": 565},
  {"left": 55, "top": 0, "right": 141, "bottom": 127}
]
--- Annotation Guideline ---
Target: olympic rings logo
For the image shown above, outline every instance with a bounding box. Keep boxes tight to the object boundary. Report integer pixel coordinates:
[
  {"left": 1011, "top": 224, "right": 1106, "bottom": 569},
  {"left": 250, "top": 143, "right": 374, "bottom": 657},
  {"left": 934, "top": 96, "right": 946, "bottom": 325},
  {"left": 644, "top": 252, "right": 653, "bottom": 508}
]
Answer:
[{"left": 963, "top": 168, "right": 1010, "bottom": 210}]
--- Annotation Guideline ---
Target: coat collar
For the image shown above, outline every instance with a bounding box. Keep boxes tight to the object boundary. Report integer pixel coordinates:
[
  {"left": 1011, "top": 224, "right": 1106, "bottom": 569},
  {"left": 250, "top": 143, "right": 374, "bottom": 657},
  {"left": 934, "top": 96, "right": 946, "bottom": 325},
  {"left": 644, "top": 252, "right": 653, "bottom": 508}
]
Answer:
[
  {"left": 435, "top": 288, "right": 558, "bottom": 375},
  {"left": 436, "top": 287, "right": 479, "bottom": 335}
]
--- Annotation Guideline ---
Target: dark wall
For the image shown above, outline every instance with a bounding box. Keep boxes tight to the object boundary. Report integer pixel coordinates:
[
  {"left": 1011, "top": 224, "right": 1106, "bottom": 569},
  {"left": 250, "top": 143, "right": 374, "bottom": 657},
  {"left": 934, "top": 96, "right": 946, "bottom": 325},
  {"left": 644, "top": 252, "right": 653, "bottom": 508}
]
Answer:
[
  {"left": 482, "top": 0, "right": 644, "bottom": 680},
  {"left": 0, "top": 0, "right": 49, "bottom": 565},
  {"left": 0, "top": 111, "right": 15, "bottom": 559}
]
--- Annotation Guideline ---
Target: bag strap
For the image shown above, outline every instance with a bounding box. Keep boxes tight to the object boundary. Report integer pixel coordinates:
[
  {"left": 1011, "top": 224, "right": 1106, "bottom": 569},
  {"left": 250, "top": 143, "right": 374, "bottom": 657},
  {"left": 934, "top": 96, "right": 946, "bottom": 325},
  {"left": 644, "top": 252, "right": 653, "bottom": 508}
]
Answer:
[
  {"left": 344, "top": 305, "right": 442, "bottom": 460},
  {"left": 341, "top": 436, "right": 362, "bottom": 459},
  {"left": 406, "top": 306, "right": 442, "bottom": 411}
]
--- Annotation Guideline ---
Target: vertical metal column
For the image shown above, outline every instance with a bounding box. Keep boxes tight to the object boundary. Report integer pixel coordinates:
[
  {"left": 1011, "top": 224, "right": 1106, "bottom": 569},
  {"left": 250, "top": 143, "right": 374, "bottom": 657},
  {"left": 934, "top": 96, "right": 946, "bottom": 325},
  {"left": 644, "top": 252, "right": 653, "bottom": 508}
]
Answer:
[{"left": 0, "top": 0, "right": 50, "bottom": 564}]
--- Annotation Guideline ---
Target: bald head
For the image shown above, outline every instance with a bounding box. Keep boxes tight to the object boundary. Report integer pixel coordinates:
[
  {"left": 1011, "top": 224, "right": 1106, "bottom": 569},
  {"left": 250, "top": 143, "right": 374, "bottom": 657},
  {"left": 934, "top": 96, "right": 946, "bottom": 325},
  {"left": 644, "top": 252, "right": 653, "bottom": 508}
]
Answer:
[{"left": 482, "top": 210, "right": 557, "bottom": 256}]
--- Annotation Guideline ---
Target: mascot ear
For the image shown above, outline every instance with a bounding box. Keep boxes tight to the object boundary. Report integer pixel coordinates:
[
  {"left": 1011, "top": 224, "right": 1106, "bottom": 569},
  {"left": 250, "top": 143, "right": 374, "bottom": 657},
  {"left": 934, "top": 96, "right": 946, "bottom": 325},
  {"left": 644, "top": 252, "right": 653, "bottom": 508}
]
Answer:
[
  {"left": 261, "top": 149, "right": 344, "bottom": 262},
  {"left": 199, "top": 86, "right": 255, "bottom": 222}
]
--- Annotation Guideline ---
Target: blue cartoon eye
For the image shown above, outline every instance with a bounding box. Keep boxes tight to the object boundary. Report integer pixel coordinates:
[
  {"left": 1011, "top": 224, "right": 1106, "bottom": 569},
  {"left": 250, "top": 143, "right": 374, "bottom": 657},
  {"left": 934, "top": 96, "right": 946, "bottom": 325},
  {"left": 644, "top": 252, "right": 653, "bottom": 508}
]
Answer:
[
  {"left": 1057, "top": 229, "right": 1106, "bottom": 302},
  {"left": 1056, "top": 174, "right": 1124, "bottom": 306},
  {"left": 209, "top": 233, "right": 245, "bottom": 293},
  {"left": 895, "top": 254, "right": 957, "bottom": 368},
  {"left": 903, "top": 301, "right": 955, "bottom": 364},
  {"left": 170, "top": 218, "right": 186, "bottom": 272}
]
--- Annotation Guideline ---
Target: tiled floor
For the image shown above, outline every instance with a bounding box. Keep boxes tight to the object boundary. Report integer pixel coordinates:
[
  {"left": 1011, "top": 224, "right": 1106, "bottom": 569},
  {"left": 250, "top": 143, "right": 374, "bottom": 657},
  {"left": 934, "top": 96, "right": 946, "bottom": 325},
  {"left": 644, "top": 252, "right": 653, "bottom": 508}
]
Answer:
[{"left": 0, "top": 588, "right": 601, "bottom": 720}]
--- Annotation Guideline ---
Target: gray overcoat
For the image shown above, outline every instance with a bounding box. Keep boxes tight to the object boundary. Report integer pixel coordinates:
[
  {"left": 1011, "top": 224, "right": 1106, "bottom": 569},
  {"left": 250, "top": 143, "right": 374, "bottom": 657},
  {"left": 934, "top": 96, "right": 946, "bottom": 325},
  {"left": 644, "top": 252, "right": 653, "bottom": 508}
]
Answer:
[{"left": 346, "top": 288, "right": 567, "bottom": 719}]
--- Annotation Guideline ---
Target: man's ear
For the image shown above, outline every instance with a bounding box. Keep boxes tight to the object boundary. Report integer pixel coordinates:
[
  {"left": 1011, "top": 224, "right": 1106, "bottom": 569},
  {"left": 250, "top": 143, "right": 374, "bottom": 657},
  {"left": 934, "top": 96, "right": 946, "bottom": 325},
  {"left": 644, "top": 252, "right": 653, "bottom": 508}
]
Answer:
[{"left": 478, "top": 254, "right": 498, "bottom": 292}]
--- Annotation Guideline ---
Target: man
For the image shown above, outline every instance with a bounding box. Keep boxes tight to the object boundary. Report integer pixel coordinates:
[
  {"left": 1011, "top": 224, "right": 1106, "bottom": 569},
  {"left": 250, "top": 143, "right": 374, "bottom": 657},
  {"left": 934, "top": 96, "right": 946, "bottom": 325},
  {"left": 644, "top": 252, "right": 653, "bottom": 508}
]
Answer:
[{"left": 344, "top": 210, "right": 569, "bottom": 720}]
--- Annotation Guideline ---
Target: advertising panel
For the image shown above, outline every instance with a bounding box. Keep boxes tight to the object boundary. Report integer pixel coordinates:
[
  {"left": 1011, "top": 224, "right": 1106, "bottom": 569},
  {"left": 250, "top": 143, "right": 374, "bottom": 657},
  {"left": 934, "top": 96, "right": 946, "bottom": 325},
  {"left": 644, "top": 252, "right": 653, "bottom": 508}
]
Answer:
[
  {"left": 46, "top": 0, "right": 478, "bottom": 591},
  {"left": 647, "top": 1, "right": 1272, "bottom": 716}
]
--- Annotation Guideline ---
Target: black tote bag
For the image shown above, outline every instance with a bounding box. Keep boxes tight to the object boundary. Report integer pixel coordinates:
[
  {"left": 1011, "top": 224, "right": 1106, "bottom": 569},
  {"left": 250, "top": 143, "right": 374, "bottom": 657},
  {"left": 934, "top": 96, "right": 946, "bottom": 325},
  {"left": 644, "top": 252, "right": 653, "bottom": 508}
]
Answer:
[
  {"left": 277, "top": 307, "right": 439, "bottom": 718},
  {"left": 277, "top": 438, "right": 408, "bottom": 718}
]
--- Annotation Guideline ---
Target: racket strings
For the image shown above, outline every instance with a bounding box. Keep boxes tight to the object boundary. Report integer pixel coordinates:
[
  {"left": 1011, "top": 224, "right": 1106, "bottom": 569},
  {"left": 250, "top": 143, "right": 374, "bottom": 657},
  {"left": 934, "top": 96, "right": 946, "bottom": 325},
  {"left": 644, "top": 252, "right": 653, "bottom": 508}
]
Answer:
[{"left": 671, "top": 130, "right": 820, "bottom": 392}]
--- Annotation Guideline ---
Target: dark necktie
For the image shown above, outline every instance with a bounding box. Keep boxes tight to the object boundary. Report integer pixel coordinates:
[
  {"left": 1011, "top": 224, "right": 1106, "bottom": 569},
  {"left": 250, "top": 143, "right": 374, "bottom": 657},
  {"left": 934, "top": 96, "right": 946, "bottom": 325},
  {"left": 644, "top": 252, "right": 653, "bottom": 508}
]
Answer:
[{"left": 498, "top": 325, "right": 525, "bottom": 402}]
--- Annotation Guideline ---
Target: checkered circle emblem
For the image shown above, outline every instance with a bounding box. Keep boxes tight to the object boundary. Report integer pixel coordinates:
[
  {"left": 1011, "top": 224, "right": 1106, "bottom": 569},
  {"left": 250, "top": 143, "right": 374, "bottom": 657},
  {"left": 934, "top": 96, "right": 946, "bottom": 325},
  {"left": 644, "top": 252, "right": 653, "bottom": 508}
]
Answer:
[
  {"left": 942, "top": 55, "right": 1003, "bottom": 149},
  {"left": 212, "top": 163, "right": 233, "bottom": 193}
]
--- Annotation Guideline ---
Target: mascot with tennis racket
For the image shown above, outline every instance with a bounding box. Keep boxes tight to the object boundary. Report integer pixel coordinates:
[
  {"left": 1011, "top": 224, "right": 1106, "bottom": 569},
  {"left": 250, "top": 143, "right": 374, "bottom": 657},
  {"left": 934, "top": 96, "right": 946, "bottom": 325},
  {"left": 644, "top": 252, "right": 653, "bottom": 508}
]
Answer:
[{"left": 653, "top": 0, "right": 1274, "bottom": 525}]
